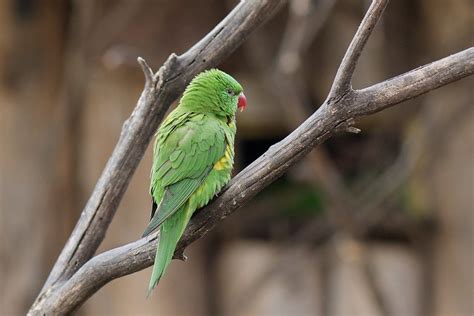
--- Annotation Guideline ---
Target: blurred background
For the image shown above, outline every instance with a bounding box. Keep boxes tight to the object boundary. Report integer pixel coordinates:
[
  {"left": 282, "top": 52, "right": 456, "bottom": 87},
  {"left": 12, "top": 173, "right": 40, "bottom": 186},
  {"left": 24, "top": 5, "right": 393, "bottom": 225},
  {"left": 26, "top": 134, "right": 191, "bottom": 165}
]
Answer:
[{"left": 0, "top": 0, "right": 472, "bottom": 315}]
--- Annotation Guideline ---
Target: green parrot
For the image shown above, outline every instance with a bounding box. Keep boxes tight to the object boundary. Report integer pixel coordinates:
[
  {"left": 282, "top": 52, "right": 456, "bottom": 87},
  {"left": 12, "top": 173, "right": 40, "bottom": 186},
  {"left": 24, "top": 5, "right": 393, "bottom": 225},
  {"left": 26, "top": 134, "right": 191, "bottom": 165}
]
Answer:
[{"left": 142, "top": 69, "right": 246, "bottom": 293}]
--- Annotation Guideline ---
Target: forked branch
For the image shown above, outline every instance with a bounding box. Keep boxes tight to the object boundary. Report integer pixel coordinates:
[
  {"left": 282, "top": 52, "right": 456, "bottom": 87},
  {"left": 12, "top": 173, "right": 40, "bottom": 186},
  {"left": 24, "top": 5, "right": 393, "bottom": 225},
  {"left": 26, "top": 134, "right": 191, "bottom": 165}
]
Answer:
[
  {"left": 40, "top": 44, "right": 473, "bottom": 316},
  {"left": 30, "top": 1, "right": 286, "bottom": 314},
  {"left": 328, "top": 0, "right": 388, "bottom": 98},
  {"left": 29, "top": 0, "right": 474, "bottom": 314}
]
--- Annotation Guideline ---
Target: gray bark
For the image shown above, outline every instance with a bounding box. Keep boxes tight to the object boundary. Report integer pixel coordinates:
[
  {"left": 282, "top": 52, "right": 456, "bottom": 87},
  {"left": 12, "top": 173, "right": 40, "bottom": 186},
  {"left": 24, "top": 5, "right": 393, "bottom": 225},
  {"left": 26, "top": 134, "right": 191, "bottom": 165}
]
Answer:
[{"left": 28, "top": 0, "right": 474, "bottom": 314}]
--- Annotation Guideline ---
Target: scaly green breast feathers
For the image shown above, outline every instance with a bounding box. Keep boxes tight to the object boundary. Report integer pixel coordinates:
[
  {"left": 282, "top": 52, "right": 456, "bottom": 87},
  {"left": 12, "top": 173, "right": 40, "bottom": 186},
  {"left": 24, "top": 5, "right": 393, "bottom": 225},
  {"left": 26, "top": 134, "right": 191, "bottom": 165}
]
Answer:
[{"left": 142, "top": 69, "right": 244, "bottom": 294}]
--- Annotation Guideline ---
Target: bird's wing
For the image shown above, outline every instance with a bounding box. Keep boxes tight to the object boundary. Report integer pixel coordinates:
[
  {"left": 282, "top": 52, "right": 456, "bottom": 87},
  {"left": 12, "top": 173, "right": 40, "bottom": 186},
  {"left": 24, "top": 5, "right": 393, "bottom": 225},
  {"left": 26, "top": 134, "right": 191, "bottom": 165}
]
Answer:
[{"left": 143, "top": 113, "right": 225, "bottom": 237}]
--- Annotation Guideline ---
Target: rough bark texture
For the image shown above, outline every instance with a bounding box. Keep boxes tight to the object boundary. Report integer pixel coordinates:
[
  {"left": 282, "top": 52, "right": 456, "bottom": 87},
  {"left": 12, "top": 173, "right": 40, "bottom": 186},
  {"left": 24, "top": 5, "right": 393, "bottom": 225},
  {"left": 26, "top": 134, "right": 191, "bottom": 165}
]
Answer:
[
  {"left": 26, "top": 0, "right": 474, "bottom": 314},
  {"left": 53, "top": 50, "right": 473, "bottom": 308},
  {"left": 29, "top": 1, "right": 287, "bottom": 314}
]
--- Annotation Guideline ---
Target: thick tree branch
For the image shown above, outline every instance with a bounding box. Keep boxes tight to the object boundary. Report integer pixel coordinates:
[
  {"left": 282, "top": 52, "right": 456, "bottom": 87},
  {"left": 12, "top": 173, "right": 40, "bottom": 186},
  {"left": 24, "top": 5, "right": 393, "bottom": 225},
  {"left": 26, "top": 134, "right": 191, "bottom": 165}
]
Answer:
[
  {"left": 30, "top": 1, "right": 286, "bottom": 314},
  {"left": 41, "top": 46, "right": 474, "bottom": 314},
  {"left": 29, "top": 0, "right": 474, "bottom": 312},
  {"left": 353, "top": 48, "right": 474, "bottom": 114},
  {"left": 178, "top": 47, "right": 474, "bottom": 253},
  {"left": 328, "top": 0, "right": 388, "bottom": 98}
]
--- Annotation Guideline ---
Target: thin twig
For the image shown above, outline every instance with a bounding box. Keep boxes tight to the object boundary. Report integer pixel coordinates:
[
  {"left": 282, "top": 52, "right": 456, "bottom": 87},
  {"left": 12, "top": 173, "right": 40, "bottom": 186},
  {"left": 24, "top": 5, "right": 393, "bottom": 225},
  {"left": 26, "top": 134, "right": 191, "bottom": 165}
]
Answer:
[
  {"left": 328, "top": 0, "right": 389, "bottom": 99},
  {"left": 271, "top": 0, "right": 359, "bottom": 232},
  {"left": 137, "top": 57, "right": 155, "bottom": 89}
]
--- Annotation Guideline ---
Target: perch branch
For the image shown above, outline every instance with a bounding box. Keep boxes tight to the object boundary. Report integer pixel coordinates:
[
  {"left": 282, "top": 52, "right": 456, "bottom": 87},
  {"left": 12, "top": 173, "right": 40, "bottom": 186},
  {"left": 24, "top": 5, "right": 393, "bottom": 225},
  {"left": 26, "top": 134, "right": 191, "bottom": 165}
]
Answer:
[
  {"left": 41, "top": 47, "right": 474, "bottom": 313},
  {"left": 30, "top": 0, "right": 286, "bottom": 314},
  {"left": 178, "top": 47, "right": 474, "bottom": 253},
  {"left": 30, "top": 0, "right": 474, "bottom": 311}
]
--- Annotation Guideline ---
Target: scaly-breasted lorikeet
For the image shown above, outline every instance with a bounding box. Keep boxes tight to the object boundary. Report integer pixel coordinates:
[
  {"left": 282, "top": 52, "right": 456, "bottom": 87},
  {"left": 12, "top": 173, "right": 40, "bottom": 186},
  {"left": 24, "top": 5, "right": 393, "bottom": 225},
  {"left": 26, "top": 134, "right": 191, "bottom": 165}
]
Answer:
[{"left": 142, "top": 69, "right": 246, "bottom": 293}]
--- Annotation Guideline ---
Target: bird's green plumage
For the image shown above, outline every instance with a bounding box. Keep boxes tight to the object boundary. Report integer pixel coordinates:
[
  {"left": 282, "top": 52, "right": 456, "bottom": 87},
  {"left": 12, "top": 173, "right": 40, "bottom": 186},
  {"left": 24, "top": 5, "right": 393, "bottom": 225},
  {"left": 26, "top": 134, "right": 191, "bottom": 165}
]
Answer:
[{"left": 143, "top": 69, "right": 242, "bottom": 293}]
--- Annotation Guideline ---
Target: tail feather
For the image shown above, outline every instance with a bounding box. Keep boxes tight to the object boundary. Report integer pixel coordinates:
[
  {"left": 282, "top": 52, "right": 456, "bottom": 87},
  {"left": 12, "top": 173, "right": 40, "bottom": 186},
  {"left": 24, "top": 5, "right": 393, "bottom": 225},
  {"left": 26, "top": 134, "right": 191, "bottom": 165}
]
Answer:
[{"left": 147, "top": 208, "right": 191, "bottom": 295}]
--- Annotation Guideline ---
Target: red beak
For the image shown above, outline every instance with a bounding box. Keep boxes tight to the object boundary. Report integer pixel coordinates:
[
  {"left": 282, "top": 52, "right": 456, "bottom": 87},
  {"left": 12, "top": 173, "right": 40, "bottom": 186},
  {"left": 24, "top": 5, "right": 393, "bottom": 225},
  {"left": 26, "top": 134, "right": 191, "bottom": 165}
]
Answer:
[{"left": 237, "top": 92, "right": 247, "bottom": 112}]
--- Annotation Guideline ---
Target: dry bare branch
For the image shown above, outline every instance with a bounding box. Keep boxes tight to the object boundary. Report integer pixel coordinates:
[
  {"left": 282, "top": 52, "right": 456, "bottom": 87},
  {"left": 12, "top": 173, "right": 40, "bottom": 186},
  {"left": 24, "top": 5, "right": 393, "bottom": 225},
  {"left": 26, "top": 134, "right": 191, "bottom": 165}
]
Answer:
[
  {"left": 264, "top": 0, "right": 358, "bottom": 231},
  {"left": 178, "top": 46, "right": 474, "bottom": 259},
  {"left": 38, "top": 46, "right": 474, "bottom": 314},
  {"left": 29, "top": 1, "right": 286, "bottom": 314},
  {"left": 29, "top": 0, "right": 474, "bottom": 313}
]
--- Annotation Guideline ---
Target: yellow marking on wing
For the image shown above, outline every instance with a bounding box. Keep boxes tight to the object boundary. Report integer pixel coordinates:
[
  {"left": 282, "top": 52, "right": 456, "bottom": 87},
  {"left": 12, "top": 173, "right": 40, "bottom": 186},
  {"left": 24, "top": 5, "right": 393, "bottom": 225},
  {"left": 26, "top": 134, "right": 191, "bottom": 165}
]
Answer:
[
  {"left": 214, "top": 144, "right": 232, "bottom": 171},
  {"left": 213, "top": 157, "right": 228, "bottom": 170}
]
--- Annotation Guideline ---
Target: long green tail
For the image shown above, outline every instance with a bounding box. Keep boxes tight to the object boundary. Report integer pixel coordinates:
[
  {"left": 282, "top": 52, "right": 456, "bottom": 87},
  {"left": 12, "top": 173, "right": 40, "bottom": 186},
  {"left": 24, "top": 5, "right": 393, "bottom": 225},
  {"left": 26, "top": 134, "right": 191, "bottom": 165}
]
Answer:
[{"left": 148, "top": 207, "right": 191, "bottom": 294}]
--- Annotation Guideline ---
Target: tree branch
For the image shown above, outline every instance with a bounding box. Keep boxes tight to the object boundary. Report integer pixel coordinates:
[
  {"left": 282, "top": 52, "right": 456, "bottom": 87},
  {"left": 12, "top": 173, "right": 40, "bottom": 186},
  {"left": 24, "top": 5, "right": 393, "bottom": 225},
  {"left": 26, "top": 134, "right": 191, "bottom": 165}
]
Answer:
[
  {"left": 137, "top": 57, "right": 154, "bottom": 89},
  {"left": 29, "top": 0, "right": 474, "bottom": 312},
  {"left": 328, "top": 0, "right": 388, "bottom": 99},
  {"left": 30, "top": 1, "right": 286, "bottom": 314},
  {"left": 271, "top": 0, "right": 360, "bottom": 233},
  {"left": 41, "top": 46, "right": 474, "bottom": 314},
  {"left": 354, "top": 48, "right": 474, "bottom": 114},
  {"left": 178, "top": 47, "right": 474, "bottom": 255}
]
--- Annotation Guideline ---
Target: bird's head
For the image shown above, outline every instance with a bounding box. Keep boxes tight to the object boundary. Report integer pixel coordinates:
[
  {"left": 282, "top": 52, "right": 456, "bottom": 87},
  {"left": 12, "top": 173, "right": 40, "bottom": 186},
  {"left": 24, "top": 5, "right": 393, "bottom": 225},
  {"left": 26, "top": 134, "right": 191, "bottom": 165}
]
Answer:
[{"left": 180, "top": 69, "right": 246, "bottom": 117}]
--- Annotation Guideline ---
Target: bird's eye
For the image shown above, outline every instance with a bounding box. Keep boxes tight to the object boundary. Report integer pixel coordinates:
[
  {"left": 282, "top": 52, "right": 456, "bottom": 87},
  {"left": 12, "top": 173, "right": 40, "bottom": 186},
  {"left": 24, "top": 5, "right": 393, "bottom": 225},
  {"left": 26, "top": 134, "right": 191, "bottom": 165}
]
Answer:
[{"left": 226, "top": 88, "right": 234, "bottom": 96}]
